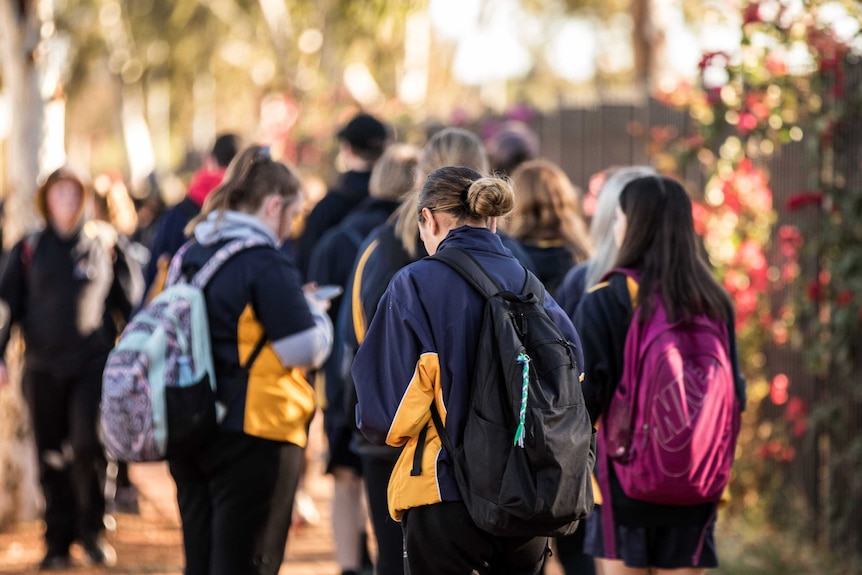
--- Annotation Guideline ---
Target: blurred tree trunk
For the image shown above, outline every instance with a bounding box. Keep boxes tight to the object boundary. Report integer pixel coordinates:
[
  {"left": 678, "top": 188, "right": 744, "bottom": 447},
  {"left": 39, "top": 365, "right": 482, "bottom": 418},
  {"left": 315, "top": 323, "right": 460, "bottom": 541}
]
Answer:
[
  {"left": 0, "top": 0, "right": 42, "bottom": 241},
  {"left": 631, "top": 0, "right": 652, "bottom": 89},
  {"left": 0, "top": 0, "right": 46, "bottom": 530}
]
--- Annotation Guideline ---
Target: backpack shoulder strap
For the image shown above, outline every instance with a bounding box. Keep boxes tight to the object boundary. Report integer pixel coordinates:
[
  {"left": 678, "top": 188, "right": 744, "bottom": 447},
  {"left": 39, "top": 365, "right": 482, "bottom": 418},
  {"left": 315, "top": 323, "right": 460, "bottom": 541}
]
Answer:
[
  {"left": 165, "top": 240, "right": 194, "bottom": 287},
  {"left": 429, "top": 247, "right": 503, "bottom": 300},
  {"left": 20, "top": 230, "right": 42, "bottom": 274},
  {"left": 433, "top": 246, "right": 545, "bottom": 304},
  {"left": 522, "top": 268, "right": 546, "bottom": 305},
  {"left": 191, "top": 236, "right": 272, "bottom": 289}
]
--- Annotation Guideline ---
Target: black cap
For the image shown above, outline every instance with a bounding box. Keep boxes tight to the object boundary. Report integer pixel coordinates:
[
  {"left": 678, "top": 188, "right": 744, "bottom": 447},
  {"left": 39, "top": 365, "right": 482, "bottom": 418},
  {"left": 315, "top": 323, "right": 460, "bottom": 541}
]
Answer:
[{"left": 337, "top": 113, "right": 388, "bottom": 153}]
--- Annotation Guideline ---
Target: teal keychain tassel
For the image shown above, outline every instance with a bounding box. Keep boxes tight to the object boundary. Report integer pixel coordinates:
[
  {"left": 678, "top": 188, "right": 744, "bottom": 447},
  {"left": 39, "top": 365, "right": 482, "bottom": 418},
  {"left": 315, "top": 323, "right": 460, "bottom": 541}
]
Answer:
[{"left": 514, "top": 352, "right": 530, "bottom": 448}]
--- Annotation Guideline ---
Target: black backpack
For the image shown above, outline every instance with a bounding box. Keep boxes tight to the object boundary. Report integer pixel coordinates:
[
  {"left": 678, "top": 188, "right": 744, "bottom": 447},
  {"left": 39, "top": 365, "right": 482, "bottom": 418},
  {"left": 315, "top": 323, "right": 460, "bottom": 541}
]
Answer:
[{"left": 428, "top": 247, "right": 595, "bottom": 537}]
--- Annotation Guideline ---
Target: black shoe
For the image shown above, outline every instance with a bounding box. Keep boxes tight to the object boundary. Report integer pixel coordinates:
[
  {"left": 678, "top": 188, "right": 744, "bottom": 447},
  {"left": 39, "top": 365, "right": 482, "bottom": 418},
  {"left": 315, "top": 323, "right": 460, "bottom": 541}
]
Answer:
[
  {"left": 38, "top": 551, "right": 72, "bottom": 571},
  {"left": 80, "top": 535, "right": 117, "bottom": 567}
]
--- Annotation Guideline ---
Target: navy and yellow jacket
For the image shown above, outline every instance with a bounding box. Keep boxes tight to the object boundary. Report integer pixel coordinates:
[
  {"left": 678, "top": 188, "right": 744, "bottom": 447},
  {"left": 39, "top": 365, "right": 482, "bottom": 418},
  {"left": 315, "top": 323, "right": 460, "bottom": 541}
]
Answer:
[
  {"left": 351, "top": 225, "right": 583, "bottom": 521},
  {"left": 180, "top": 211, "right": 333, "bottom": 447}
]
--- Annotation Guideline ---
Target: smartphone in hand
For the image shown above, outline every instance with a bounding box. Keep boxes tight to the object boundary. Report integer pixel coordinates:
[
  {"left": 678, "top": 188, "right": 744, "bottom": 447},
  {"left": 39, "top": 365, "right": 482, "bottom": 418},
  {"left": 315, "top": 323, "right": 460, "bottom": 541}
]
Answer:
[{"left": 312, "top": 285, "right": 343, "bottom": 301}]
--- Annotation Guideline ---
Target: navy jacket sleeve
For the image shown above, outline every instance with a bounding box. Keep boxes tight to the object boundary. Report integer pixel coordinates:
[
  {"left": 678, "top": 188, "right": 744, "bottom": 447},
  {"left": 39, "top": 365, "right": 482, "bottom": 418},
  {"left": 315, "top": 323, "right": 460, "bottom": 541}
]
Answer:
[{"left": 351, "top": 271, "right": 434, "bottom": 447}]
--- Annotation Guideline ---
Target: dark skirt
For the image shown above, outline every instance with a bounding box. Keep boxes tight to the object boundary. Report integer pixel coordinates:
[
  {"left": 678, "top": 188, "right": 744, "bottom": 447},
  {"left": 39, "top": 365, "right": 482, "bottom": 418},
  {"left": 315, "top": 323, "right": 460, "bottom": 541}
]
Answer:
[{"left": 583, "top": 510, "right": 718, "bottom": 569}]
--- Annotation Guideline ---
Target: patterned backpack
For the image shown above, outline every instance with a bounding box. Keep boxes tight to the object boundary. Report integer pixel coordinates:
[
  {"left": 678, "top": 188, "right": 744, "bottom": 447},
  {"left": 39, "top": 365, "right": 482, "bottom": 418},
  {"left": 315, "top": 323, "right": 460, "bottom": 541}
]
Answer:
[{"left": 101, "top": 237, "right": 268, "bottom": 462}]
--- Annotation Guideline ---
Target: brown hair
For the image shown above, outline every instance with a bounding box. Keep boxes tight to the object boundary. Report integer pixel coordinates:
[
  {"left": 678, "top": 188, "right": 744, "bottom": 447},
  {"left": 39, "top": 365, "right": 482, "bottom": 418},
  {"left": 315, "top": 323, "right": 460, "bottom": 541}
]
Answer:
[
  {"left": 186, "top": 145, "right": 303, "bottom": 236},
  {"left": 36, "top": 167, "right": 90, "bottom": 225},
  {"left": 369, "top": 144, "right": 420, "bottom": 201},
  {"left": 418, "top": 166, "right": 514, "bottom": 224},
  {"left": 507, "top": 159, "right": 592, "bottom": 262},
  {"left": 395, "top": 128, "right": 490, "bottom": 256}
]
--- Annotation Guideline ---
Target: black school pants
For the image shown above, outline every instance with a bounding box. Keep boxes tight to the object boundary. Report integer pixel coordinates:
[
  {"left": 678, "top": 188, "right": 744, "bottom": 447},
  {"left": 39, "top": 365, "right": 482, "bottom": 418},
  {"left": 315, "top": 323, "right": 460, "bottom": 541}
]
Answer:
[
  {"left": 22, "top": 365, "right": 107, "bottom": 553},
  {"left": 402, "top": 500, "right": 548, "bottom": 575},
  {"left": 361, "top": 455, "right": 404, "bottom": 575},
  {"left": 168, "top": 431, "right": 303, "bottom": 575}
]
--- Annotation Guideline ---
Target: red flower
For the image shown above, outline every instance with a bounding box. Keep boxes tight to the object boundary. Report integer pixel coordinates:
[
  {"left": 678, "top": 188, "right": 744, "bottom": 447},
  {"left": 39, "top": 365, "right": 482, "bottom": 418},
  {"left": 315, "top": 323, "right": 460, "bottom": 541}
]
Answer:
[
  {"left": 770, "top": 374, "right": 789, "bottom": 405},
  {"left": 742, "top": 3, "right": 761, "bottom": 25},
  {"left": 836, "top": 290, "right": 854, "bottom": 307},
  {"left": 738, "top": 112, "right": 759, "bottom": 133},
  {"left": 806, "top": 281, "right": 822, "bottom": 302},
  {"left": 691, "top": 202, "right": 709, "bottom": 236},
  {"left": 778, "top": 225, "right": 803, "bottom": 258},
  {"left": 786, "top": 191, "right": 824, "bottom": 212},
  {"left": 785, "top": 397, "right": 807, "bottom": 421},
  {"left": 698, "top": 51, "right": 729, "bottom": 71},
  {"left": 765, "top": 54, "right": 788, "bottom": 76}
]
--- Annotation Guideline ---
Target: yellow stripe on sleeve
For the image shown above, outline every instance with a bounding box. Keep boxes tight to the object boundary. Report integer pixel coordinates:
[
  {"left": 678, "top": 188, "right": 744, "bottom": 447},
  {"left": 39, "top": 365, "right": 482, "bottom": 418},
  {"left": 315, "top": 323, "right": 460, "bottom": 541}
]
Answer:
[{"left": 352, "top": 238, "right": 380, "bottom": 345}]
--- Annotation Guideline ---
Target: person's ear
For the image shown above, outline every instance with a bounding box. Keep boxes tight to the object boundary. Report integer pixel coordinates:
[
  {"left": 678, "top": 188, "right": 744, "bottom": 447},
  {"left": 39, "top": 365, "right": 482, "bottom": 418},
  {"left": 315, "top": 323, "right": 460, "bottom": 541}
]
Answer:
[
  {"left": 267, "top": 194, "right": 284, "bottom": 218},
  {"left": 421, "top": 208, "right": 437, "bottom": 234}
]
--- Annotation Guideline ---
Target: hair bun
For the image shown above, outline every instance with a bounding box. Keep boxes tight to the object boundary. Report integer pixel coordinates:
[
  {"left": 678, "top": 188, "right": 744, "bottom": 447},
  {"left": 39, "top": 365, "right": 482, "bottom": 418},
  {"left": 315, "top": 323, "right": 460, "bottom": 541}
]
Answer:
[{"left": 467, "top": 177, "right": 514, "bottom": 218}]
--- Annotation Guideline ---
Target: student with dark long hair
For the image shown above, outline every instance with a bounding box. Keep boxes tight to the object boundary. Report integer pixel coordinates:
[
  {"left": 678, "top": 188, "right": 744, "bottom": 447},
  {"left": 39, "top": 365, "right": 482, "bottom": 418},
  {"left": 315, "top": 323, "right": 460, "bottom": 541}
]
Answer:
[
  {"left": 169, "top": 145, "right": 333, "bottom": 575},
  {"left": 573, "top": 175, "right": 745, "bottom": 575}
]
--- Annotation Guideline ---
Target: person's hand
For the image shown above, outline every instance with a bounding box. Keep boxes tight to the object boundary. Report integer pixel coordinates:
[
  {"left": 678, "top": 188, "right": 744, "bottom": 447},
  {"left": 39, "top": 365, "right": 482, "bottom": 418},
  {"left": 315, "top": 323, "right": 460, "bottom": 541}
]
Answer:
[
  {"left": 0, "top": 361, "right": 8, "bottom": 388},
  {"left": 302, "top": 283, "right": 331, "bottom": 313}
]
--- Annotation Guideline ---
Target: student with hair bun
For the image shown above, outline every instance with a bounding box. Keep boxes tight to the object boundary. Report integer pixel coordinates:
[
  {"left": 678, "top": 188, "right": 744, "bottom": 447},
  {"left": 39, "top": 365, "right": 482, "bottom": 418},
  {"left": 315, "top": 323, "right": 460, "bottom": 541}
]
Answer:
[
  {"left": 352, "top": 166, "right": 582, "bottom": 574},
  {"left": 169, "top": 145, "right": 333, "bottom": 575}
]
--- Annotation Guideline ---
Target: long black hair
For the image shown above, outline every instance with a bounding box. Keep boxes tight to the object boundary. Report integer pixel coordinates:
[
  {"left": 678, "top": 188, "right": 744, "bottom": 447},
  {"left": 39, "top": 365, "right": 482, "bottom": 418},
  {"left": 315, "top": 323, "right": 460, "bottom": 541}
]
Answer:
[{"left": 614, "top": 175, "right": 732, "bottom": 323}]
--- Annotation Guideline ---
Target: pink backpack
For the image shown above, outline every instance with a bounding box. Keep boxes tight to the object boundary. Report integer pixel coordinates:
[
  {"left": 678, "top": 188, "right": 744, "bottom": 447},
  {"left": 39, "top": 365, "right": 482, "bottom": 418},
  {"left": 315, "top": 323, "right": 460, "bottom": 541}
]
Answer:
[{"left": 598, "top": 270, "right": 740, "bottom": 556}]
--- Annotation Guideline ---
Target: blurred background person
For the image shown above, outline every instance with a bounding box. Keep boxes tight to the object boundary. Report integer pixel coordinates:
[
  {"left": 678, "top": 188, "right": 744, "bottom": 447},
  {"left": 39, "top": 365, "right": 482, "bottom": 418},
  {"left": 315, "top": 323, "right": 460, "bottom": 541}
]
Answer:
[
  {"left": 92, "top": 172, "right": 147, "bottom": 516},
  {"left": 294, "top": 112, "right": 389, "bottom": 280},
  {"left": 310, "top": 143, "right": 419, "bottom": 575},
  {"left": 506, "top": 159, "right": 592, "bottom": 294},
  {"left": 485, "top": 121, "right": 540, "bottom": 177},
  {"left": 142, "top": 133, "right": 239, "bottom": 300},
  {"left": 0, "top": 167, "right": 141, "bottom": 569},
  {"left": 555, "top": 166, "right": 657, "bottom": 319}
]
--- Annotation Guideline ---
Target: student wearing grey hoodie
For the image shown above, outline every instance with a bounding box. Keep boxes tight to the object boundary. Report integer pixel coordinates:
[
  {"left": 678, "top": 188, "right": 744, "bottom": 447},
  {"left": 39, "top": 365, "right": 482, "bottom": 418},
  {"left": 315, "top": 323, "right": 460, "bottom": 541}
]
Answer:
[{"left": 167, "top": 145, "right": 333, "bottom": 575}]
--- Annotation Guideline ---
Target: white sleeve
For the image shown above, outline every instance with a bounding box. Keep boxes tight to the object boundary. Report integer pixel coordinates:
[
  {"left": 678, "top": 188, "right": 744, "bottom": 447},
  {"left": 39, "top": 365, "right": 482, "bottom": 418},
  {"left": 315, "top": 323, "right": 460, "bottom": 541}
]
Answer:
[{"left": 270, "top": 306, "right": 333, "bottom": 369}]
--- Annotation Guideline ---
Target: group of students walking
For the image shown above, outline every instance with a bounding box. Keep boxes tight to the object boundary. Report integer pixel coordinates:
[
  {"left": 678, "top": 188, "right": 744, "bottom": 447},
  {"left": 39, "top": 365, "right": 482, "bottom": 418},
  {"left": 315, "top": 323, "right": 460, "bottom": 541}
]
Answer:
[{"left": 0, "top": 109, "right": 744, "bottom": 575}]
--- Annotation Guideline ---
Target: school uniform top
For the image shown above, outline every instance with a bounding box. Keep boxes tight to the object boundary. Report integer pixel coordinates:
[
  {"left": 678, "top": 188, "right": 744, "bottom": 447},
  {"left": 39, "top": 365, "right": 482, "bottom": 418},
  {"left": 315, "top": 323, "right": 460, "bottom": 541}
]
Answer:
[
  {"left": 573, "top": 273, "right": 746, "bottom": 528},
  {"left": 351, "top": 225, "right": 583, "bottom": 521},
  {"left": 339, "top": 219, "right": 424, "bottom": 462},
  {"left": 555, "top": 260, "right": 590, "bottom": 320},
  {"left": 308, "top": 196, "right": 403, "bottom": 308},
  {"left": 295, "top": 170, "right": 372, "bottom": 279},
  {"left": 307, "top": 197, "right": 402, "bottom": 462},
  {"left": 515, "top": 240, "right": 581, "bottom": 294},
  {"left": 178, "top": 211, "right": 333, "bottom": 448}
]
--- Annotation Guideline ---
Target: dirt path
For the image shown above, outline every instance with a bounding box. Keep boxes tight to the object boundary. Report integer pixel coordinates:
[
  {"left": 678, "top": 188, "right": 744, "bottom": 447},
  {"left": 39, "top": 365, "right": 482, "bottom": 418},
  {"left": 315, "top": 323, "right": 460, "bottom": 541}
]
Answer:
[
  {"left": 0, "top": 420, "right": 340, "bottom": 575},
  {"left": 0, "top": 417, "right": 567, "bottom": 575}
]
